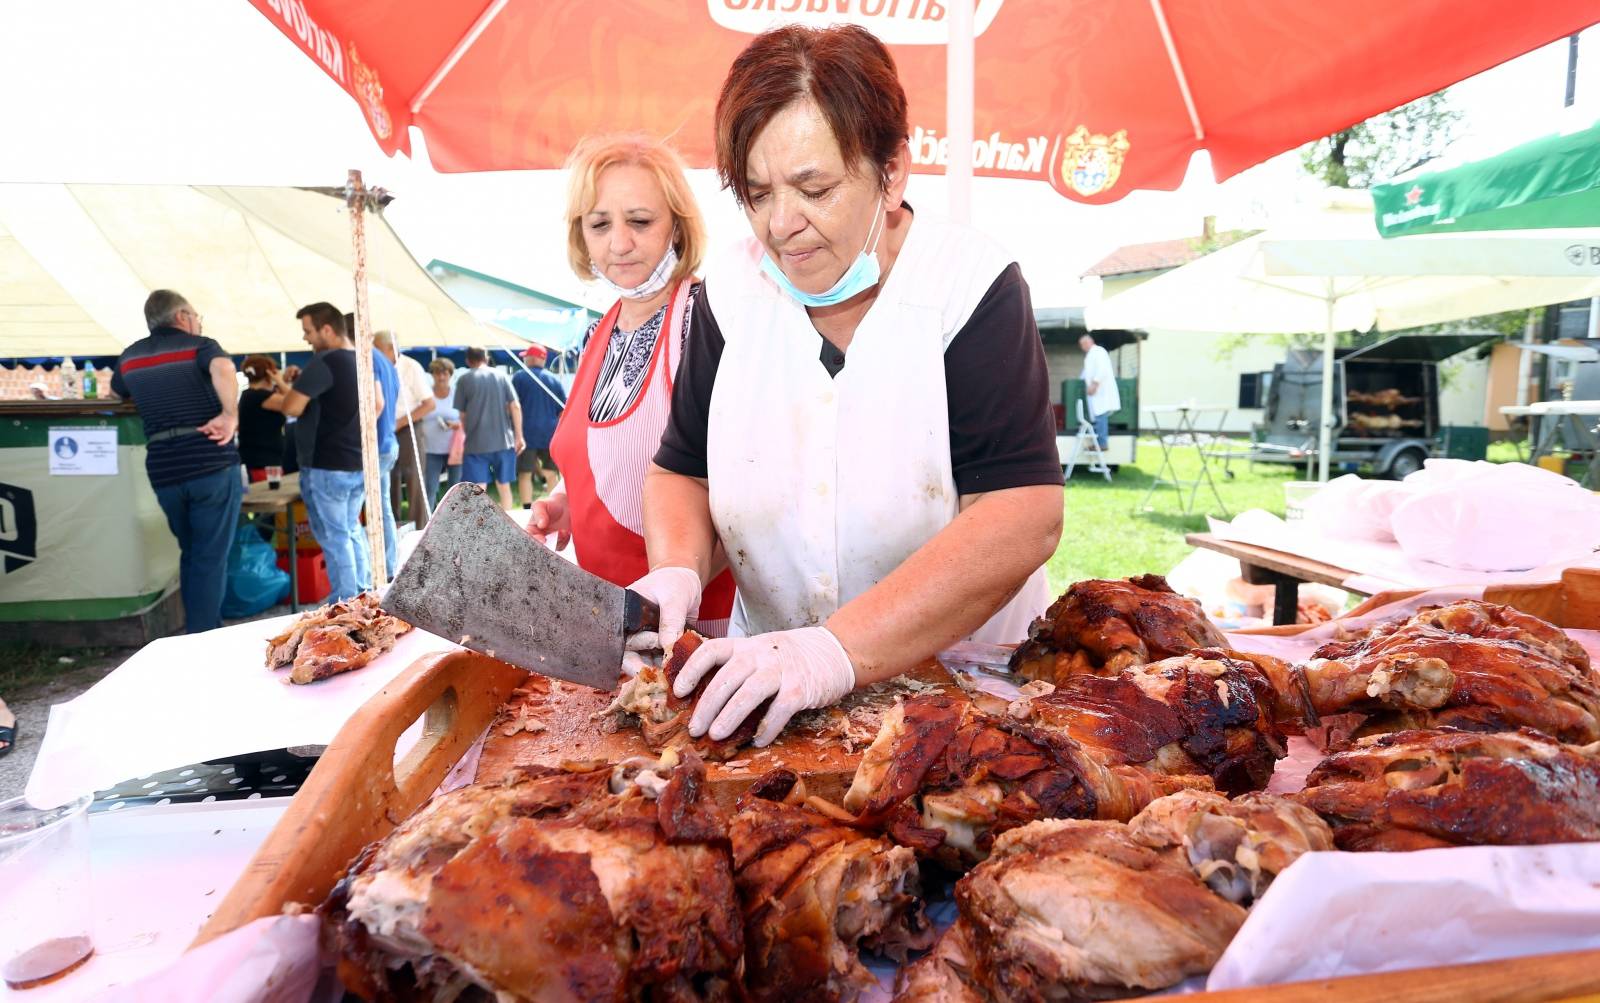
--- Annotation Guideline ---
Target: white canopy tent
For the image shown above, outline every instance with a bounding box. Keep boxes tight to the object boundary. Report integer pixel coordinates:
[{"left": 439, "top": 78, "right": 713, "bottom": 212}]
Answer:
[
  {"left": 0, "top": 183, "right": 501, "bottom": 356},
  {"left": 1085, "top": 191, "right": 1600, "bottom": 480}
]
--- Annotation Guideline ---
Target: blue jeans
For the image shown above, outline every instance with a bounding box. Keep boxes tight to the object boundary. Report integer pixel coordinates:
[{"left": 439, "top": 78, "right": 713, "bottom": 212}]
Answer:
[
  {"left": 424, "top": 452, "right": 461, "bottom": 507},
  {"left": 378, "top": 444, "right": 399, "bottom": 579},
  {"left": 301, "top": 467, "right": 369, "bottom": 602},
  {"left": 1092, "top": 413, "right": 1111, "bottom": 450},
  {"left": 153, "top": 464, "right": 244, "bottom": 633}
]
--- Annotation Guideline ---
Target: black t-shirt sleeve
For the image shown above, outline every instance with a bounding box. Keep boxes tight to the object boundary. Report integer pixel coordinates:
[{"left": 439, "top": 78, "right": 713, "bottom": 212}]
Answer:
[
  {"left": 293, "top": 355, "right": 332, "bottom": 399},
  {"left": 945, "top": 263, "right": 1065, "bottom": 494},
  {"left": 653, "top": 284, "right": 725, "bottom": 478},
  {"left": 195, "top": 337, "right": 227, "bottom": 374}
]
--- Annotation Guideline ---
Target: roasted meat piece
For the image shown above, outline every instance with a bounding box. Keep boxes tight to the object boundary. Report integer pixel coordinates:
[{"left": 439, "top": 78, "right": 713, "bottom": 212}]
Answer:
[
  {"left": 1296, "top": 727, "right": 1600, "bottom": 851},
  {"left": 1126, "top": 789, "right": 1333, "bottom": 905},
  {"left": 842, "top": 692, "right": 1217, "bottom": 866},
  {"left": 608, "top": 630, "right": 763, "bottom": 761},
  {"left": 324, "top": 754, "right": 743, "bottom": 1002},
  {"left": 730, "top": 769, "right": 933, "bottom": 1002},
  {"left": 894, "top": 791, "right": 1328, "bottom": 1002},
  {"left": 1010, "top": 575, "right": 1227, "bottom": 685},
  {"left": 1021, "top": 651, "right": 1288, "bottom": 793},
  {"left": 265, "top": 591, "right": 412, "bottom": 685},
  {"left": 946, "top": 819, "right": 1246, "bottom": 1001},
  {"left": 1294, "top": 601, "right": 1600, "bottom": 744}
]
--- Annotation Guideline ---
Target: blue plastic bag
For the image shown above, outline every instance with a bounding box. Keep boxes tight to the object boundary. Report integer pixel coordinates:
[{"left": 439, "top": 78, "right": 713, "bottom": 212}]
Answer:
[{"left": 221, "top": 521, "right": 291, "bottom": 618}]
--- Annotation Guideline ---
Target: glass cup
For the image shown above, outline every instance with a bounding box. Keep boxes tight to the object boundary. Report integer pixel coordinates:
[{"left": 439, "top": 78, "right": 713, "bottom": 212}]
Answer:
[
  {"left": 0, "top": 794, "right": 95, "bottom": 990},
  {"left": 266, "top": 465, "right": 283, "bottom": 490}
]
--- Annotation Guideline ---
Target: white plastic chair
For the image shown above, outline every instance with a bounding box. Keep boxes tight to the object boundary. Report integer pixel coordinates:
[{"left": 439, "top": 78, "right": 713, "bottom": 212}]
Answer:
[{"left": 1065, "top": 399, "right": 1111, "bottom": 481}]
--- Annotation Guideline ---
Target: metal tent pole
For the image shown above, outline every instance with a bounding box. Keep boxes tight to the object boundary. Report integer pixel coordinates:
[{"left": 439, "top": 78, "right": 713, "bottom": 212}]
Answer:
[{"left": 1318, "top": 285, "right": 1335, "bottom": 482}]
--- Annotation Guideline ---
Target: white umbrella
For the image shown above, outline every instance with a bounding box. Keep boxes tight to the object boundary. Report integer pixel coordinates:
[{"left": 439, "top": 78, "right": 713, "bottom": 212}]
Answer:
[
  {"left": 1085, "top": 191, "right": 1600, "bottom": 480},
  {"left": 0, "top": 182, "right": 500, "bottom": 355}
]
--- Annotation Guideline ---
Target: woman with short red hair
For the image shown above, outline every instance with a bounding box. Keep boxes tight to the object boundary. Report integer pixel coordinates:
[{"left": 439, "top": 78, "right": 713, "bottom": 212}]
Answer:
[
  {"left": 634, "top": 25, "right": 1063, "bottom": 746},
  {"left": 533, "top": 133, "right": 736, "bottom": 635}
]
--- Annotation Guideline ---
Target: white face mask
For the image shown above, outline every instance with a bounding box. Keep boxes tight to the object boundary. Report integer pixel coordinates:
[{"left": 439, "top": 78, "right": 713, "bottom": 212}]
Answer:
[{"left": 590, "top": 244, "right": 679, "bottom": 301}]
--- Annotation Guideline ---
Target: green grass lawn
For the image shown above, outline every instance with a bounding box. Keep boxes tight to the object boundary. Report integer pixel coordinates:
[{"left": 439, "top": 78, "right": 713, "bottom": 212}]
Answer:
[{"left": 1045, "top": 437, "right": 1533, "bottom": 592}]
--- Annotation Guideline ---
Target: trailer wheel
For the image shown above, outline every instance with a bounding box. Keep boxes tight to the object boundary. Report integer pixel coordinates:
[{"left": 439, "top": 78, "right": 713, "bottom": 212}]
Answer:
[{"left": 1387, "top": 447, "right": 1426, "bottom": 480}]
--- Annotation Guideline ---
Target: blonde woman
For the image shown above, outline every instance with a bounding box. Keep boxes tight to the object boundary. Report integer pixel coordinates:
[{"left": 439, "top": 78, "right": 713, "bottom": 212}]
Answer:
[{"left": 533, "top": 134, "right": 735, "bottom": 634}]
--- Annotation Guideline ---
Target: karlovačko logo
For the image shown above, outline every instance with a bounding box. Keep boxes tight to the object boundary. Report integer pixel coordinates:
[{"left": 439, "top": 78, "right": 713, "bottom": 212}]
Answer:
[
  {"left": 0, "top": 482, "right": 38, "bottom": 574},
  {"left": 1059, "top": 126, "right": 1129, "bottom": 198}
]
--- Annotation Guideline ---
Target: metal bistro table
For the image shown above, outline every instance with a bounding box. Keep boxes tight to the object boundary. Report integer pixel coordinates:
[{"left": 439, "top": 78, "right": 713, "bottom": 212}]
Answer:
[
  {"left": 240, "top": 471, "right": 304, "bottom": 612},
  {"left": 1500, "top": 400, "right": 1600, "bottom": 488},
  {"left": 1139, "top": 404, "right": 1233, "bottom": 518}
]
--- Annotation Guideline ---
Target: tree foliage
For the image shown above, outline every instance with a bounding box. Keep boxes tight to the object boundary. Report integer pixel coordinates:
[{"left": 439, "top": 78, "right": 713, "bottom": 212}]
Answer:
[{"left": 1299, "top": 92, "right": 1463, "bottom": 189}]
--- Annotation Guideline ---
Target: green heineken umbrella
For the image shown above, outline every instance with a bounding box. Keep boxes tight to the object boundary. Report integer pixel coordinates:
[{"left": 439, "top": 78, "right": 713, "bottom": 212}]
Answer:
[{"left": 1373, "top": 119, "right": 1600, "bottom": 237}]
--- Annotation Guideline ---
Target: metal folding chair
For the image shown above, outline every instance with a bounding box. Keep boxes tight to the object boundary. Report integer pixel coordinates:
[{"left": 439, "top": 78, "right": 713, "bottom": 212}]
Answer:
[{"left": 1064, "top": 400, "right": 1111, "bottom": 481}]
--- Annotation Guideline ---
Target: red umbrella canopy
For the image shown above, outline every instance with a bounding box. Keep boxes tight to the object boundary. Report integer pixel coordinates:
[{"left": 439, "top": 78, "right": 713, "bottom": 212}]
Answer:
[{"left": 252, "top": 0, "right": 1597, "bottom": 204}]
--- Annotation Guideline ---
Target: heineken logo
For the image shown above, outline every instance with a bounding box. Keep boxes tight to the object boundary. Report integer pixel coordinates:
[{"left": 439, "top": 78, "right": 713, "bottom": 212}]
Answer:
[
  {"left": 1381, "top": 200, "right": 1442, "bottom": 228},
  {"left": 1405, "top": 185, "right": 1424, "bottom": 206}
]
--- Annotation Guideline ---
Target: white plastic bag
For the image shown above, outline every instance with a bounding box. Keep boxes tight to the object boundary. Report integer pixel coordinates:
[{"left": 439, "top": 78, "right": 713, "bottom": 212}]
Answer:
[
  {"left": 1298, "top": 474, "right": 1406, "bottom": 542},
  {"left": 1389, "top": 459, "right": 1600, "bottom": 572}
]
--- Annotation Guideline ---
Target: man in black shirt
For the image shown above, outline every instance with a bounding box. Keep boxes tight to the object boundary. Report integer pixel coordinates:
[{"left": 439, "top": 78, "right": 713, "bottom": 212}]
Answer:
[
  {"left": 111, "top": 290, "right": 242, "bottom": 633},
  {"left": 262, "top": 302, "right": 385, "bottom": 601}
]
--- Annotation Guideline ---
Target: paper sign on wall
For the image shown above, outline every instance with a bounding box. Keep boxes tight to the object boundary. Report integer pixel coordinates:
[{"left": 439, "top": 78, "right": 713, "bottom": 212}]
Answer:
[{"left": 48, "top": 427, "right": 118, "bottom": 476}]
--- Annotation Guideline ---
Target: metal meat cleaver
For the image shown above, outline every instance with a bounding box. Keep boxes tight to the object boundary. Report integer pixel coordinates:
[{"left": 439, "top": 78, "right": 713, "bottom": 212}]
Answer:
[{"left": 380, "top": 482, "right": 657, "bottom": 690}]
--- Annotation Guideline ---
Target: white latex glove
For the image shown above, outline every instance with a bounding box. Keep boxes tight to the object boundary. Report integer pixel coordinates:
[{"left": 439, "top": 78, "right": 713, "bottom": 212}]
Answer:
[
  {"left": 625, "top": 566, "right": 702, "bottom": 654},
  {"left": 675, "top": 626, "right": 857, "bottom": 747}
]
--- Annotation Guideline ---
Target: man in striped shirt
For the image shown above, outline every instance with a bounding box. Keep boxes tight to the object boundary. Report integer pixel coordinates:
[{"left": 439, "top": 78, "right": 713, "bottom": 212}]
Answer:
[{"left": 112, "top": 290, "right": 242, "bottom": 633}]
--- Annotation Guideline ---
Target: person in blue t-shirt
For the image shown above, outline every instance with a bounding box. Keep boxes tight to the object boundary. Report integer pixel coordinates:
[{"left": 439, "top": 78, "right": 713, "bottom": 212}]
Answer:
[
  {"left": 112, "top": 289, "right": 242, "bottom": 632},
  {"left": 512, "top": 344, "right": 567, "bottom": 508}
]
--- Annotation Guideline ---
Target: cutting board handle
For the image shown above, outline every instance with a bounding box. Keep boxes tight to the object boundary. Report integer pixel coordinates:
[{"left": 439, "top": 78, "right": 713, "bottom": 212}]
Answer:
[{"left": 193, "top": 650, "right": 526, "bottom": 947}]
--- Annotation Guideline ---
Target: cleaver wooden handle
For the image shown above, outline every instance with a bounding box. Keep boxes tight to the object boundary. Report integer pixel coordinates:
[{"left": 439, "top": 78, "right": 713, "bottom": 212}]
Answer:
[{"left": 622, "top": 589, "right": 661, "bottom": 635}]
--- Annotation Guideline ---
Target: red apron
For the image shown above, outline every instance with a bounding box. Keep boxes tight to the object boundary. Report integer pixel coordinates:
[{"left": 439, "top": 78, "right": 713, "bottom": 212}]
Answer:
[{"left": 550, "top": 279, "right": 735, "bottom": 629}]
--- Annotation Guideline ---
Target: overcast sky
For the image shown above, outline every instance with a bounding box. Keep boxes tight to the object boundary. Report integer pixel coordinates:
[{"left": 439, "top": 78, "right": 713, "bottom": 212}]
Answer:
[{"left": 1, "top": 3, "right": 1595, "bottom": 310}]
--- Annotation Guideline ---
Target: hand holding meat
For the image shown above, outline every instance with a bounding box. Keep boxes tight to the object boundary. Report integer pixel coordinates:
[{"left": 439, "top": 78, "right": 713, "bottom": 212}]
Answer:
[{"left": 675, "top": 626, "right": 857, "bottom": 746}]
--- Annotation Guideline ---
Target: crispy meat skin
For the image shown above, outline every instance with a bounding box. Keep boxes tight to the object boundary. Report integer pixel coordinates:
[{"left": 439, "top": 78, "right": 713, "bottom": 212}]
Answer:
[
  {"left": 265, "top": 591, "right": 412, "bottom": 685},
  {"left": 1010, "top": 576, "right": 1226, "bottom": 684},
  {"left": 896, "top": 793, "right": 1326, "bottom": 1002},
  {"left": 323, "top": 757, "right": 742, "bottom": 1002},
  {"left": 1296, "top": 727, "right": 1600, "bottom": 851},
  {"left": 845, "top": 652, "right": 1283, "bottom": 862},
  {"left": 954, "top": 820, "right": 1247, "bottom": 1002},
  {"left": 1297, "top": 601, "right": 1600, "bottom": 744},
  {"left": 609, "top": 631, "right": 761, "bottom": 761},
  {"left": 1126, "top": 789, "right": 1332, "bottom": 905},
  {"left": 730, "top": 771, "right": 933, "bottom": 1003},
  {"left": 842, "top": 651, "right": 1290, "bottom": 866}
]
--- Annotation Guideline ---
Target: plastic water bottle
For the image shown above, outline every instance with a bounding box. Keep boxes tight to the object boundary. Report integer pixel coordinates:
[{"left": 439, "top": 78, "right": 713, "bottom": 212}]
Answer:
[
  {"left": 82, "top": 362, "right": 98, "bottom": 400},
  {"left": 60, "top": 357, "right": 80, "bottom": 399}
]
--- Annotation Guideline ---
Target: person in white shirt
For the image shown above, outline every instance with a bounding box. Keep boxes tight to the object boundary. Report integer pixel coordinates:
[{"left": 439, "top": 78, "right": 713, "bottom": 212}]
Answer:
[
  {"left": 1079, "top": 333, "right": 1121, "bottom": 450},
  {"left": 375, "top": 330, "right": 436, "bottom": 527}
]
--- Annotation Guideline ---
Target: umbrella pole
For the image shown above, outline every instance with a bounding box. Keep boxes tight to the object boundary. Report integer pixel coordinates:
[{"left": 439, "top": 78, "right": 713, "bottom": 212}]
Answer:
[
  {"left": 946, "top": 0, "right": 973, "bottom": 224},
  {"left": 346, "top": 169, "right": 388, "bottom": 589},
  {"left": 1318, "top": 285, "right": 1335, "bottom": 482}
]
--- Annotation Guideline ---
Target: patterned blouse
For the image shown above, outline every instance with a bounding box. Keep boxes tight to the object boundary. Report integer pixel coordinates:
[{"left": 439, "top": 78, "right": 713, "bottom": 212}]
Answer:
[{"left": 584, "top": 282, "right": 700, "bottom": 423}]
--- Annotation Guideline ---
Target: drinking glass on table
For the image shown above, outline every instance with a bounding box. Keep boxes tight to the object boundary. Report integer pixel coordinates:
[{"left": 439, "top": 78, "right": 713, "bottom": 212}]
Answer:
[
  {"left": 0, "top": 794, "right": 95, "bottom": 990},
  {"left": 266, "top": 465, "right": 283, "bottom": 490}
]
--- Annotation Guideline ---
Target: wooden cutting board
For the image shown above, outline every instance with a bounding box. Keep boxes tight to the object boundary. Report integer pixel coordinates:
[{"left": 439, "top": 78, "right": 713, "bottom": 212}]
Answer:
[{"left": 475, "top": 658, "right": 963, "bottom": 809}]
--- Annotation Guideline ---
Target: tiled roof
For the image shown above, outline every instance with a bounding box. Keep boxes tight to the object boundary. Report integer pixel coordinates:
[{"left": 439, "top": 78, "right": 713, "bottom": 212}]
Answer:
[{"left": 1083, "top": 229, "right": 1256, "bottom": 278}]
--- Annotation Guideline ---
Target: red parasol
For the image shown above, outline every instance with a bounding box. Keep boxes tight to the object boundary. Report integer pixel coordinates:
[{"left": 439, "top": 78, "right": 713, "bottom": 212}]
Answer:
[{"left": 252, "top": 1, "right": 1597, "bottom": 204}]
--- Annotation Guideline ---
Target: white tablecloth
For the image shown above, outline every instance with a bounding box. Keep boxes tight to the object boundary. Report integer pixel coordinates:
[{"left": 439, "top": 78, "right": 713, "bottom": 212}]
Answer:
[
  {"left": 0, "top": 800, "right": 291, "bottom": 1003},
  {"left": 27, "top": 613, "right": 462, "bottom": 810}
]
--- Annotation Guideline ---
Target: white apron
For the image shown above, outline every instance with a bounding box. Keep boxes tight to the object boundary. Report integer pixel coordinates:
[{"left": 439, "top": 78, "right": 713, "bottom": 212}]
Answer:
[{"left": 703, "top": 213, "right": 1050, "bottom": 644}]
